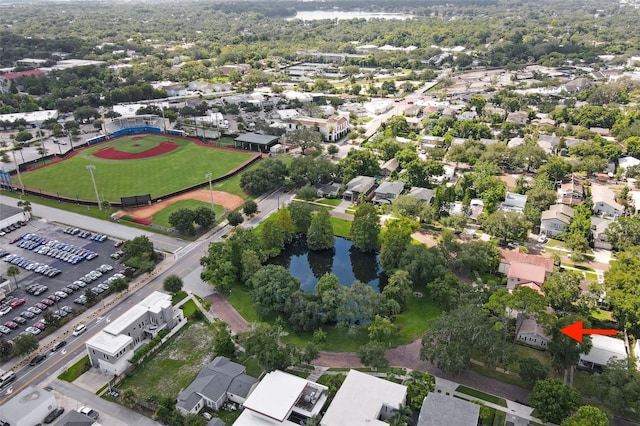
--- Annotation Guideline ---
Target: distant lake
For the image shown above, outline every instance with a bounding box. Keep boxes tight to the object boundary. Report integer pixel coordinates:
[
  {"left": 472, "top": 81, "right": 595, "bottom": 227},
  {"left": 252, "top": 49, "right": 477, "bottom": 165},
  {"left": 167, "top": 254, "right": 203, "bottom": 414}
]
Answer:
[
  {"left": 267, "top": 236, "right": 386, "bottom": 293},
  {"left": 288, "top": 11, "right": 415, "bottom": 21}
]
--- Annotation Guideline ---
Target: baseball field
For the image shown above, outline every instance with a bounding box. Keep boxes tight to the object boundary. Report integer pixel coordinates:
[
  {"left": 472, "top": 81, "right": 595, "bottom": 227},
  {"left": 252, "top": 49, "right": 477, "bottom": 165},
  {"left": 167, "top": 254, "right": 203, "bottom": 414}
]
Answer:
[{"left": 19, "top": 134, "right": 257, "bottom": 202}]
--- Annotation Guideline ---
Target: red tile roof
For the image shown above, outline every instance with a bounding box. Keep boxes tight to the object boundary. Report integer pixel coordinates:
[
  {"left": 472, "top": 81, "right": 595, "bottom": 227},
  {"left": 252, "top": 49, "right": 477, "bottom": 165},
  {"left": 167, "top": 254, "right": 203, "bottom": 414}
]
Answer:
[
  {"left": 1, "top": 69, "right": 45, "bottom": 80},
  {"left": 500, "top": 250, "right": 554, "bottom": 273},
  {"left": 507, "top": 262, "right": 547, "bottom": 285}
]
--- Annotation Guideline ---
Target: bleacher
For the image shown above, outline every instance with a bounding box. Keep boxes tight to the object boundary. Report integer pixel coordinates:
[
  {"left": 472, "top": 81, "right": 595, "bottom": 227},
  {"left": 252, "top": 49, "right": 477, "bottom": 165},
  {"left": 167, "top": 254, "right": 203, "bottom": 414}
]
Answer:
[{"left": 105, "top": 114, "right": 166, "bottom": 137}]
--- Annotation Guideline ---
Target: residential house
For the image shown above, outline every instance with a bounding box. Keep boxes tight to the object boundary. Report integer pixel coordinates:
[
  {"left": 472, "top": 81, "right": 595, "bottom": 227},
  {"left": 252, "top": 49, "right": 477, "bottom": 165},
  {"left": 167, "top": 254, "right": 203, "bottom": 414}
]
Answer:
[
  {"left": 407, "top": 187, "right": 435, "bottom": 204},
  {"left": 342, "top": 176, "right": 376, "bottom": 202},
  {"left": 85, "top": 291, "right": 184, "bottom": 375},
  {"left": 506, "top": 262, "right": 547, "bottom": 291},
  {"left": 432, "top": 164, "right": 456, "bottom": 184},
  {"left": 537, "top": 134, "right": 560, "bottom": 155},
  {"left": 0, "top": 386, "right": 58, "bottom": 426},
  {"left": 631, "top": 191, "right": 640, "bottom": 214},
  {"left": 500, "top": 192, "right": 527, "bottom": 214},
  {"left": 531, "top": 117, "right": 556, "bottom": 127},
  {"left": 373, "top": 181, "right": 405, "bottom": 204},
  {"left": 591, "top": 184, "right": 624, "bottom": 218},
  {"left": 163, "top": 84, "right": 188, "bottom": 97},
  {"left": 276, "top": 109, "right": 300, "bottom": 121},
  {"left": 506, "top": 111, "right": 529, "bottom": 126},
  {"left": 56, "top": 410, "right": 98, "bottom": 426},
  {"left": 457, "top": 111, "right": 478, "bottom": 122},
  {"left": 468, "top": 199, "right": 485, "bottom": 221},
  {"left": 287, "top": 114, "right": 349, "bottom": 142},
  {"left": 499, "top": 251, "right": 554, "bottom": 279},
  {"left": 618, "top": 156, "right": 640, "bottom": 171},
  {"left": 176, "top": 356, "right": 258, "bottom": 416},
  {"left": 559, "top": 175, "right": 584, "bottom": 205},
  {"left": 315, "top": 182, "right": 341, "bottom": 198},
  {"left": 417, "top": 392, "right": 479, "bottom": 426},
  {"left": 540, "top": 204, "right": 574, "bottom": 237},
  {"left": 508, "top": 137, "right": 526, "bottom": 149},
  {"left": 321, "top": 370, "right": 407, "bottom": 426},
  {"left": 578, "top": 335, "right": 627, "bottom": 372},
  {"left": 564, "top": 77, "right": 592, "bottom": 93},
  {"left": 516, "top": 314, "right": 550, "bottom": 349},
  {"left": 591, "top": 216, "right": 613, "bottom": 250},
  {"left": 234, "top": 370, "right": 327, "bottom": 426},
  {"left": 380, "top": 158, "right": 400, "bottom": 177}
]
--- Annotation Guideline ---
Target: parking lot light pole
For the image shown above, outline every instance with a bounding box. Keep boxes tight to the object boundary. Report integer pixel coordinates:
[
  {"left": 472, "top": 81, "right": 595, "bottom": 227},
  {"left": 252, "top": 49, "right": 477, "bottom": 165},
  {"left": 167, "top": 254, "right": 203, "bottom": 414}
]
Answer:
[
  {"left": 86, "top": 165, "right": 101, "bottom": 210},
  {"left": 205, "top": 172, "right": 215, "bottom": 214}
]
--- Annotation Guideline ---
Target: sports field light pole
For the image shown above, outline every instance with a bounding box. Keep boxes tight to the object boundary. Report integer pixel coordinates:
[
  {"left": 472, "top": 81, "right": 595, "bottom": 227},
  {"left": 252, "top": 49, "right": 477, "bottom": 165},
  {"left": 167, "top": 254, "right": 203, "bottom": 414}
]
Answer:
[
  {"left": 205, "top": 172, "right": 215, "bottom": 214},
  {"left": 86, "top": 165, "right": 102, "bottom": 210}
]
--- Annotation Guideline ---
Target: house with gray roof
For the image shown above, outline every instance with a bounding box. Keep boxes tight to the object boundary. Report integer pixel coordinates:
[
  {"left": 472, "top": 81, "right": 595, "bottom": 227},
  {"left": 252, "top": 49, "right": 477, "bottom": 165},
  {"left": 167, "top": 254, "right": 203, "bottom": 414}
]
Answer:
[
  {"left": 417, "top": 392, "right": 479, "bottom": 426},
  {"left": 373, "top": 181, "right": 405, "bottom": 204},
  {"left": 407, "top": 187, "right": 435, "bottom": 204},
  {"left": 343, "top": 176, "right": 376, "bottom": 202},
  {"left": 500, "top": 192, "right": 527, "bottom": 214},
  {"left": 540, "top": 204, "right": 574, "bottom": 237},
  {"left": 380, "top": 158, "right": 400, "bottom": 176},
  {"left": 176, "top": 356, "right": 258, "bottom": 416}
]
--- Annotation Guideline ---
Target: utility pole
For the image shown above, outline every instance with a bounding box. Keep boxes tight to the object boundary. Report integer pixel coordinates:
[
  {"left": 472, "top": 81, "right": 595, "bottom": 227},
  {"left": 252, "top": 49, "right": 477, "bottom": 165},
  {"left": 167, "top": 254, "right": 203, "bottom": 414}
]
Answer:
[
  {"left": 205, "top": 172, "right": 215, "bottom": 214},
  {"left": 86, "top": 165, "right": 101, "bottom": 210}
]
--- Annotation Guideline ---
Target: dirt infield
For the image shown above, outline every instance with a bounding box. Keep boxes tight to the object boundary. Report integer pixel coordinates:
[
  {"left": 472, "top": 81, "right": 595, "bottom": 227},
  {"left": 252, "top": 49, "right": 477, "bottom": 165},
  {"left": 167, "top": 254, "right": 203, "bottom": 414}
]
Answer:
[
  {"left": 121, "top": 189, "right": 244, "bottom": 221},
  {"left": 93, "top": 141, "right": 179, "bottom": 160}
]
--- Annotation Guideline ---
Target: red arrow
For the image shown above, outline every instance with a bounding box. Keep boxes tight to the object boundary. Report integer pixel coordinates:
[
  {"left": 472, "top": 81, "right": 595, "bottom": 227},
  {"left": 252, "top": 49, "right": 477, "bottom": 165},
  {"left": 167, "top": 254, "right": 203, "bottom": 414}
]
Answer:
[{"left": 560, "top": 320, "right": 617, "bottom": 342}]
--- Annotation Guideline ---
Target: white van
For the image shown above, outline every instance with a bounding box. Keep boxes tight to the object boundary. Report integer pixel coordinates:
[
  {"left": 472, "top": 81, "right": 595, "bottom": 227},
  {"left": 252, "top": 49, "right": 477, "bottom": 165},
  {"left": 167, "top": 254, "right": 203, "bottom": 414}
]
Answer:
[{"left": 72, "top": 324, "right": 86, "bottom": 336}]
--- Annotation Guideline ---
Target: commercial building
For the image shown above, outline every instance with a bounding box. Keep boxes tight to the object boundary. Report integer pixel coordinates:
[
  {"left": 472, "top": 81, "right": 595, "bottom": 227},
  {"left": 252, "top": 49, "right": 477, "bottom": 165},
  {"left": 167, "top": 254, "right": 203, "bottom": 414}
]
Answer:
[
  {"left": 0, "top": 386, "right": 58, "bottom": 426},
  {"left": 85, "top": 291, "right": 184, "bottom": 375}
]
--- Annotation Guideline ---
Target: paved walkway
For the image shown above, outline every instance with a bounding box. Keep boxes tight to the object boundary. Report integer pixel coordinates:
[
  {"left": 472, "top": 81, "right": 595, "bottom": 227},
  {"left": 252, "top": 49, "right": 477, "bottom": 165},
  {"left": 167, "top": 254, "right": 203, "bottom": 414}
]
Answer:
[{"left": 207, "top": 292, "right": 252, "bottom": 334}]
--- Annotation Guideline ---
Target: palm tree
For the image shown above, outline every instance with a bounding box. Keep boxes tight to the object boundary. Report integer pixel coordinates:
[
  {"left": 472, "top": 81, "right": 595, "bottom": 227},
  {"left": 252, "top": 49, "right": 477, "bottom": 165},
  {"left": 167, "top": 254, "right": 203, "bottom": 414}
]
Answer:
[
  {"left": 17, "top": 200, "right": 32, "bottom": 220},
  {"left": 121, "top": 388, "right": 137, "bottom": 408},
  {"left": 388, "top": 404, "right": 412, "bottom": 426},
  {"left": 6, "top": 266, "right": 20, "bottom": 289}
]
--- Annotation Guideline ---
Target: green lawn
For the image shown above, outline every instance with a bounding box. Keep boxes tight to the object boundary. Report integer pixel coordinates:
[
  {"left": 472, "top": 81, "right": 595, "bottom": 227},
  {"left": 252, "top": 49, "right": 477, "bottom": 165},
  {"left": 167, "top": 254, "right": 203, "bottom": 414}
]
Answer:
[
  {"left": 315, "top": 198, "right": 341, "bottom": 207},
  {"left": 392, "top": 294, "right": 441, "bottom": 344},
  {"left": 456, "top": 385, "right": 508, "bottom": 407},
  {"left": 329, "top": 217, "right": 352, "bottom": 238},
  {"left": 180, "top": 299, "right": 200, "bottom": 318},
  {"left": 117, "top": 322, "right": 216, "bottom": 401},
  {"left": 151, "top": 199, "right": 225, "bottom": 228},
  {"left": 58, "top": 355, "right": 91, "bottom": 382},
  {"left": 20, "top": 134, "right": 256, "bottom": 201},
  {"left": 115, "top": 139, "right": 161, "bottom": 153},
  {"left": 228, "top": 287, "right": 259, "bottom": 324}
]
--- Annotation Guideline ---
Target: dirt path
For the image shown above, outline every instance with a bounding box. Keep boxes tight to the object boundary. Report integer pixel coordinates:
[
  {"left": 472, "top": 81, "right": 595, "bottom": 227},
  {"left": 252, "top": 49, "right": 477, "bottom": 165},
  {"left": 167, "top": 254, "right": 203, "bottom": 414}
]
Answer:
[
  {"left": 206, "top": 292, "right": 252, "bottom": 334},
  {"left": 119, "top": 189, "right": 244, "bottom": 220}
]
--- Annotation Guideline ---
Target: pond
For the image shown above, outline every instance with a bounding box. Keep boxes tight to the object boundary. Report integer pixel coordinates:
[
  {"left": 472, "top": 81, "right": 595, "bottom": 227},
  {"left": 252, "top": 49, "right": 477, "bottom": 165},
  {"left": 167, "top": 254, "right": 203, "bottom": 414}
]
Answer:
[{"left": 268, "top": 236, "right": 386, "bottom": 293}]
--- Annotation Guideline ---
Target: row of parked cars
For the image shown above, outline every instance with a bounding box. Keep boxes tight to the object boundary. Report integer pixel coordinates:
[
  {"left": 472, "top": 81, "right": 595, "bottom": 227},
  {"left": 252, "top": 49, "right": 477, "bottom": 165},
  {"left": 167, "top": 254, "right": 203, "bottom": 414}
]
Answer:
[
  {"left": 0, "top": 220, "right": 27, "bottom": 236},
  {"left": 1, "top": 253, "right": 61, "bottom": 278},
  {"left": 12, "top": 233, "right": 98, "bottom": 263},
  {"left": 63, "top": 227, "right": 109, "bottom": 242}
]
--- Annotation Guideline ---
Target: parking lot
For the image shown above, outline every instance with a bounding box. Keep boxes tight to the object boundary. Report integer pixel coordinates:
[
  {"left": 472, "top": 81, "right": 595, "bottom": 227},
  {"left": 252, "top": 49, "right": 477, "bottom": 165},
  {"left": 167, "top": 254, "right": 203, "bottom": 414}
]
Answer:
[{"left": 0, "top": 219, "right": 125, "bottom": 341}]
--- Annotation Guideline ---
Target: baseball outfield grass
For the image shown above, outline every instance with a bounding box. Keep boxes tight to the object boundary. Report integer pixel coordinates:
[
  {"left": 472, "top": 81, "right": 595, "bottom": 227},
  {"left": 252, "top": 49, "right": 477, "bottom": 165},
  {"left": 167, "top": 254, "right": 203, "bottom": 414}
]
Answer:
[{"left": 19, "top": 134, "right": 256, "bottom": 202}]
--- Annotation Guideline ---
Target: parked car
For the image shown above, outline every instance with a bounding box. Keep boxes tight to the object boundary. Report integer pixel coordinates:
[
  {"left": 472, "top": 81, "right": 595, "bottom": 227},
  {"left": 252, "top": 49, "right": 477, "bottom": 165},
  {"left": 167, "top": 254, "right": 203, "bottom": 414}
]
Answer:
[
  {"left": 25, "top": 326, "right": 40, "bottom": 335},
  {"left": 537, "top": 234, "right": 548, "bottom": 244},
  {"left": 78, "top": 406, "right": 99, "bottom": 420},
  {"left": 3, "top": 321, "right": 18, "bottom": 330},
  {"left": 0, "top": 326, "right": 11, "bottom": 335},
  {"left": 10, "top": 298, "right": 25, "bottom": 308},
  {"left": 44, "top": 407, "right": 65, "bottom": 424},
  {"left": 12, "top": 316, "right": 26, "bottom": 325}
]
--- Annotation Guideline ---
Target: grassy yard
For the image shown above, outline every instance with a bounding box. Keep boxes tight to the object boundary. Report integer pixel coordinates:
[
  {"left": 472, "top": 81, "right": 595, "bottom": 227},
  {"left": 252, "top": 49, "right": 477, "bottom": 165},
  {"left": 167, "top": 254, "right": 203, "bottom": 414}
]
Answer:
[
  {"left": 151, "top": 199, "right": 225, "bottom": 228},
  {"left": 58, "top": 355, "right": 91, "bottom": 382},
  {"left": 228, "top": 287, "right": 259, "bottom": 324},
  {"left": 315, "top": 198, "right": 341, "bottom": 207},
  {"left": 20, "top": 134, "right": 256, "bottom": 201},
  {"left": 117, "top": 321, "right": 216, "bottom": 401},
  {"left": 456, "top": 385, "right": 508, "bottom": 407},
  {"left": 329, "top": 217, "right": 352, "bottom": 238},
  {"left": 180, "top": 299, "right": 200, "bottom": 318}
]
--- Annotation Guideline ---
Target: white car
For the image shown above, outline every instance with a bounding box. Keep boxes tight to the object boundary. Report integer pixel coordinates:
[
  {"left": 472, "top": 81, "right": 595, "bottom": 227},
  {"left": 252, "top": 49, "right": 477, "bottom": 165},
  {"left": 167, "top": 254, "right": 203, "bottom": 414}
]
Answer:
[
  {"left": 73, "top": 324, "right": 87, "bottom": 336},
  {"left": 537, "top": 235, "right": 548, "bottom": 244}
]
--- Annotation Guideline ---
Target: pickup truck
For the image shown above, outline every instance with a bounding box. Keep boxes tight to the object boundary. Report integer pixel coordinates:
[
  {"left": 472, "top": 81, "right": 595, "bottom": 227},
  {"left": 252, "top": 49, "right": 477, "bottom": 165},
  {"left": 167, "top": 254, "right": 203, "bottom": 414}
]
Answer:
[{"left": 78, "top": 406, "right": 99, "bottom": 420}]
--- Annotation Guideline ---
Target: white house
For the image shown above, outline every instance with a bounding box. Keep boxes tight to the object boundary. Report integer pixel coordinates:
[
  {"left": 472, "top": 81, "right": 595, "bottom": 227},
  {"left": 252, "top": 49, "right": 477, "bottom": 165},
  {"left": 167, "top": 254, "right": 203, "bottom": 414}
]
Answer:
[
  {"left": 516, "top": 315, "right": 550, "bottom": 349},
  {"left": 619, "top": 156, "right": 640, "bottom": 171},
  {"left": 591, "top": 216, "right": 613, "bottom": 250},
  {"left": 287, "top": 114, "right": 350, "bottom": 142},
  {"left": 579, "top": 335, "right": 627, "bottom": 371},
  {"left": 85, "top": 291, "right": 184, "bottom": 375},
  {"left": 321, "top": 370, "right": 407, "bottom": 426},
  {"left": 540, "top": 204, "right": 574, "bottom": 237},
  {"left": 234, "top": 370, "right": 327, "bottom": 426},
  {"left": 500, "top": 192, "right": 527, "bottom": 214},
  {"left": 591, "top": 184, "right": 624, "bottom": 218}
]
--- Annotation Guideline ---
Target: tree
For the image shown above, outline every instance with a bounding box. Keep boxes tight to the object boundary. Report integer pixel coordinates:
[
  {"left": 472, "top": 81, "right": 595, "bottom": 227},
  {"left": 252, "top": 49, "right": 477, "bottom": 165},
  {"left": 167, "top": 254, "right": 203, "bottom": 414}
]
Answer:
[
  {"left": 43, "top": 311, "right": 60, "bottom": 329},
  {"left": 212, "top": 321, "right": 236, "bottom": 358},
  {"left": 482, "top": 211, "right": 531, "bottom": 243},
  {"left": 548, "top": 316, "right": 593, "bottom": 385},
  {"left": 17, "top": 199, "right": 32, "bottom": 219},
  {"left": 290, "top": 201, "right": 314, "bottom": 233},
  {"left": 380, "top": 220, "right": 413, "bottom": 272},
  {"left": 249, "top": 265, "right": 300, "bottom": 318},
  {"left": 244, "top": 323, "right": 291, "bottom": 372},
  {"left": 367, "top": 314, "right": 396, "bottom": 344},
  {"left": 405, "top": 371, "right": 436, "bottom": 410},
  {"left": 338, "top": 149, "right": 380, "bottom": 183},
  {"left": 350, "top": 203, "right": 380, "bottom": 252},
  {"left": 382, "top": 270, "right": 412, "bottom": 311},
  {"left": 561, "top": 406, "right": 610, "bottom": 426},
  {"left": 227, "top": 211, "right": 243, "bottom": 227},
  {"left": 6, "top": 265, "right": 20, "bottom": 288},
  {"left": 594, "top": 359, "right": 640, "bottom": 412},
  {"left": 121, "top": 388, "right": 138, "bottom": 409},
  {"left": 335, "top": 281, "right": 382, "bottom": 325},
  {"left": 163, "top": 274, "right": 183, "bottom": 294},
  {"left": 519, "top": 357, "right": 549, "bottom": 388},
  {"left": 193, "top": 206, "right": 215, "bottom": 228},
  {"left": 306, "top": 209, "right": 334, "bottom": 251},
  {"left": 543, "top": 271, "right": 582, "bottom": 314},
  {"left": 530, "top": 379, "right": 580, "bottom": 424},
  {"left": 0, "top": 339, "right": 12, "bottom": 359},
  {"left": 14, "top": 130, "right": 33, "bottom": 143},
  {"left": 358, "top": 341, "right": 388, "bottom": 369},
  {"left": 121, "top": 235, "right": 158, "bottom": 273},
  {"left": 12, "top": 334, "right": 38, "bottom": 356},
  {"left": 240, "top": 249, "right": 262, "bottom": 282},
  {"left": 297, "top": 185, "right": 318, "bottom": 201},
  {"left": 605, "top": 215, "right": 640, "bottom": 251},
  {"left": 111, "top": 278, "right": 129, "bottom": 293},
  {"left": 605, "top": 246, "right": 640, "bottom": 334},
  {"left": 240, "top": 159, "right": 287, "bottom": 195},
  {"left": 169, "top": 208, "right": 196, "bottom": 235},
  {"left": 287, "top": 128, "right": 324, "bottom": 154},
  {"left": 242, "top": 200, "right": 258, "bottom": 216}
]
